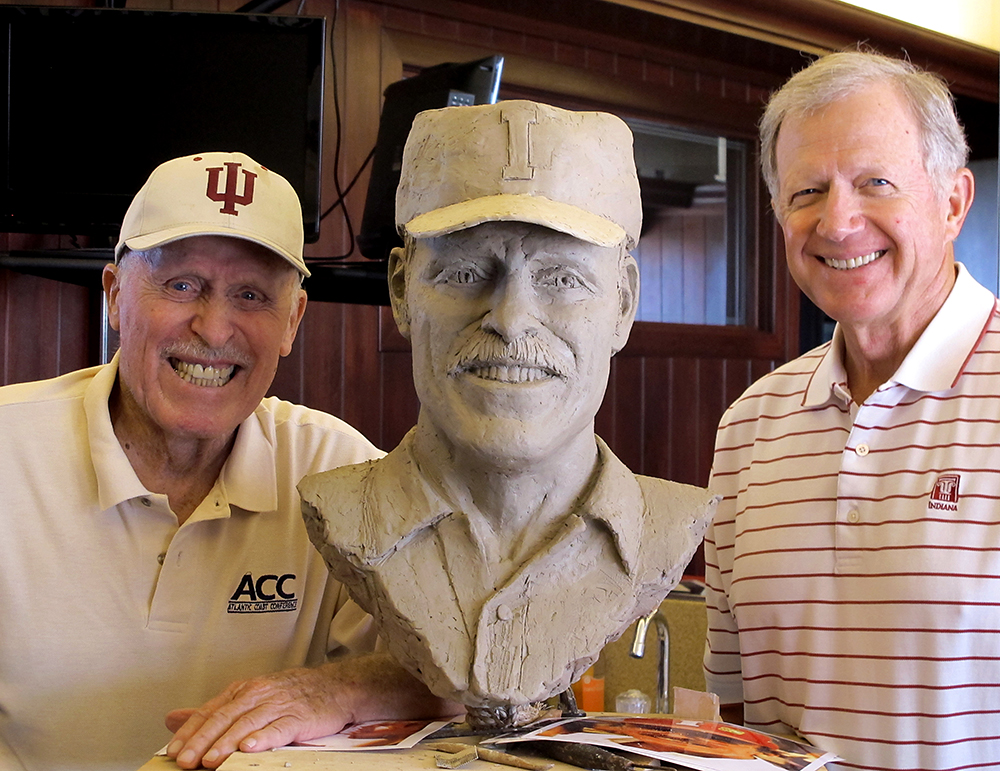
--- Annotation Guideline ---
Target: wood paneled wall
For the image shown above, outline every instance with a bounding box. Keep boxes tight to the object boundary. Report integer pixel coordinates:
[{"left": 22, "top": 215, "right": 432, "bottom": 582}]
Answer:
[{"left": 1, "top": 0, "right": 994, "bottom": 575}]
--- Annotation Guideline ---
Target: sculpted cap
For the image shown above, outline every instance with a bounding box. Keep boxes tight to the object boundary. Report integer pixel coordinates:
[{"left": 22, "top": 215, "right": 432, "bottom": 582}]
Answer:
[
  {"left": 396, "top": 100, "right": 642, "bottom": 250},
  {"left": 116, "top": 151, "right": 309, "bottom": 276}
]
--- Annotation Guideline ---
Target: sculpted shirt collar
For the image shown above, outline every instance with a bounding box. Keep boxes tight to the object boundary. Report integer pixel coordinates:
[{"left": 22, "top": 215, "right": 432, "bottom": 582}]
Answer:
[
  {"left": 85, "top": 352, "right": 279, "bottom": 517},
  {"left": 805, "top": 262, "right": 997, "bottom": 407},
  {"left": 362, "top": 430, "right": 645, "bottom": 576}
]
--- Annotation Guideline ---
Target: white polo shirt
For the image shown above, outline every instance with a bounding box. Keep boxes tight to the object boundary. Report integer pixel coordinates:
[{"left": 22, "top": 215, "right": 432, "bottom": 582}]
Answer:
[
  {"left": 705, "top": 264, "right": 1000, "bottom": 771},
  {"left": 0, "top": 356, "right": 382, "bottom": 771}
]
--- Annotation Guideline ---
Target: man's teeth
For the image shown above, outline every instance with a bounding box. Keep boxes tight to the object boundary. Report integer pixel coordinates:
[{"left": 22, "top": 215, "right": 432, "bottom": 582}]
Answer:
[
  {"left": 173, "top": 360, "right": 236, "bottom": 387},
  {"left": 467, "top": 365, "right": 551, "bottom": 383},
  {"left": 824, "top": 250, "right": 885, "bottom": 270}
]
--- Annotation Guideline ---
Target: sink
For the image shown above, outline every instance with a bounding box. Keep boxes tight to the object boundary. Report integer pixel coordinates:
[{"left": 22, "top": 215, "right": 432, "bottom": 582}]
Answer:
[{"left": 593, "top": 590, "right": 708, "bottom": 713}]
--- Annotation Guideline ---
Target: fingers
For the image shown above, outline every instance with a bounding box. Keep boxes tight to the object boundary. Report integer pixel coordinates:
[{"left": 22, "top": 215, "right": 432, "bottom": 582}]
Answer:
[
  {"left": 165, "top": 708, "right": 196, "bottom": 733},
  {"left": 193, "top": 705, "right": 298, "bottom": 768},
  {"left": 165, "top": 667, "right": 353, "bottom": 769},
  {"left": 166, "top": 683, "right": 259, "bottom": 769}
]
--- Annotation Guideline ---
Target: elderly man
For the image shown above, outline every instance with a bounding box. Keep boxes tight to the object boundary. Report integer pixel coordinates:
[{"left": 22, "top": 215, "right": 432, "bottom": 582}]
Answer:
[
  {"left": 703, "top": 51, "right": 998, "bottom": 769},
  {"left": 0, "top": 152, "right": 448, "bottom": 771},
  {"left": 300, "top": 101, "right": 717, "bottom": 728}
]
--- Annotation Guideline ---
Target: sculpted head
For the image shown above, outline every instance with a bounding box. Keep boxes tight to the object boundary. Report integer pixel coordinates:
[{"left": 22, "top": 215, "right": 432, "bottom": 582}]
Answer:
[
  {"left": 388, "top": 101, "right": 641, "bottom": 466},
  {"left": 103, "top": 152, "right": 308, "bottom": 442}
]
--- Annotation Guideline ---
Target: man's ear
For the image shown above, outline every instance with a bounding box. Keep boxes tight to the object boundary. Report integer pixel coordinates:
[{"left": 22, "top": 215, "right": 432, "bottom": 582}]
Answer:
[
  {"left": 279, "top": 286, "right": 308, "bottom": 358},
  {"left": 102, "top": 262, "right": 123, "bottom": 333},
  {"left": 944, "top": 167, "right": 975, "bottom": 243},
  {"left": 612, "top": 253, "right": 640, "bottom": 354},
  {"left": 388, "top": 246, "right": 411, "bottom": 340}
]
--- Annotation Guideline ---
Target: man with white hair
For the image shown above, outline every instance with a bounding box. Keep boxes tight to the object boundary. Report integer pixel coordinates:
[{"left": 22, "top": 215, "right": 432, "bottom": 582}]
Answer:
[
  {"left": 0, "top": 152, "right": 450, "bottom": 771},
  {"left": 704, "top": 50, "right": 998, "bottom": 769}
]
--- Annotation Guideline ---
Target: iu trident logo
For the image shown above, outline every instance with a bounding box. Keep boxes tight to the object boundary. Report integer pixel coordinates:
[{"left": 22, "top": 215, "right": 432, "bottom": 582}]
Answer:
[{"left": 206, "top": 162, "right": 257, "bottom": 215}]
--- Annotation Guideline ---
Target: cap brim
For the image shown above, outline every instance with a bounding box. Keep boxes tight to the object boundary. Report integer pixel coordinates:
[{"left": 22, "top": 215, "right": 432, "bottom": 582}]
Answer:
[
  {"left": 402, "top": 194, "right": 627, "bottom": 248},
  {"left": 119, "top": 224, "right": 311, "bottom": 277}
]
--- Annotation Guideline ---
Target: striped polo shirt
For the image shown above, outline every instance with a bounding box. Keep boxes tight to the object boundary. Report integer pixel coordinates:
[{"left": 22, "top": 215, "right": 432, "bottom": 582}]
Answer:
[{"left": 704, "top": 264, "right": 1000, "bottom": 771}]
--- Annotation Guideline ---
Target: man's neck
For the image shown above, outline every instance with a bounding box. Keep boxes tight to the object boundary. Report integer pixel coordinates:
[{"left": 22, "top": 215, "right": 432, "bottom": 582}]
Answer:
[
  {"left": 411, "top": 424, "right": 600, "bottom": 567},
  {"left": 841, "top": 264, "right": 957, "bottom": 404},
  {"left": 109, "top": 380, "right": 234, "bottom": 525}
]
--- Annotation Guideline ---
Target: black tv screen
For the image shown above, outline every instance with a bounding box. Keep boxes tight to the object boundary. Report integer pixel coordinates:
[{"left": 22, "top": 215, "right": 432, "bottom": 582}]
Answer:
[{"left": 0, "top": 7, "right": 325, "bottom": 243}]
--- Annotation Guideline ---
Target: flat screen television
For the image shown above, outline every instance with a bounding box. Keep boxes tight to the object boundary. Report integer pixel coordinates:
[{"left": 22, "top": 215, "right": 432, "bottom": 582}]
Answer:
[{"left": 0, "top": 6, "right": 325, "bottom": 244}]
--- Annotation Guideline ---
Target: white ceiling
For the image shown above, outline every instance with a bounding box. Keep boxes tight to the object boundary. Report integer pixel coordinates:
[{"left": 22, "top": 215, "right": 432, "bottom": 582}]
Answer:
[{"left": 837, "top": 0, "right": 1000, "bottom": 51}]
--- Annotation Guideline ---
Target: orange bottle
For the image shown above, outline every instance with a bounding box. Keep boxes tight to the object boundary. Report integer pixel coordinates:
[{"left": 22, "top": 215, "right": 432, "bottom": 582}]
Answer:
[{"left": 571, "top": 666, "right": 605, "bottom": 712}]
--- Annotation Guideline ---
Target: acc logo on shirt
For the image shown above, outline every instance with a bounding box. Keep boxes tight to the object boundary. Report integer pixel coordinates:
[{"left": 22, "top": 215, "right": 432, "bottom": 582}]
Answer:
[{"left": 228, "top": 573, "right": 298, "bottom": 614}]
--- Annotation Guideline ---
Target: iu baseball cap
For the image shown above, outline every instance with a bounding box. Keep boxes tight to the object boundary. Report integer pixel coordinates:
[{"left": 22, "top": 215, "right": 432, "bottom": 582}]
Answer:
[
  {"left": 396, "top": 100, "right": 642, "bottom": 250},
  {"left": 115, "top": 151, "right": 309, "bottom": 276}
]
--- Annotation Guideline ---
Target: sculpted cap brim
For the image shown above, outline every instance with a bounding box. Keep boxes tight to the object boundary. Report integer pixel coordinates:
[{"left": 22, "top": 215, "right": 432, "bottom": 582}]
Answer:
[{"left": 404, "top": 194, "right": 626, "bottom": 248}]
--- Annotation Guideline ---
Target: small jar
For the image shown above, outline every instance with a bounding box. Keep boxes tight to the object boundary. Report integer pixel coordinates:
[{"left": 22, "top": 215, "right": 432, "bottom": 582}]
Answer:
[{"left": 614, "top": 688, "right": 651, "bottom": 714}]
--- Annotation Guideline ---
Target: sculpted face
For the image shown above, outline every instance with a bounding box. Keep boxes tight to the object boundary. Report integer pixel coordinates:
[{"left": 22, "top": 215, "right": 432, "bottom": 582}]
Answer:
[
  {"left": 774, "top": 80, "right": 973, "bottom": 335},
  {"left": 104, "top": 235, "right": 307, "bottom": 443},
  {"left": 390, "top": 221, "right": 638, "bottom": 466}
]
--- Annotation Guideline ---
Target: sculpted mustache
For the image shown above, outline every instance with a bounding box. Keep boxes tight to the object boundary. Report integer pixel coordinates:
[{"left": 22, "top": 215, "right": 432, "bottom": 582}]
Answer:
[
  {"left": 452, "top": 335, "right": 571, "bottom": 377},
  {"left": 164, "top": 341, "right": 251, "bottom": 369}
]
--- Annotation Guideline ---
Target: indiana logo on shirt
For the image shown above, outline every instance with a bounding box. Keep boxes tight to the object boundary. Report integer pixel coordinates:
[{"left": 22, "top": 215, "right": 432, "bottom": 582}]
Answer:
[
  {"left": 928, "top": 474, "right": 960, "bottom": 512},
  {"left": 227, "top": 572, "right": 298, "bottom": 614}
]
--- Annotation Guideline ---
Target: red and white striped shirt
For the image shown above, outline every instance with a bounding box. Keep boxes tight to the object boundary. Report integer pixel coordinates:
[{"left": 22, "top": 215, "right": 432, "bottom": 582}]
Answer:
[{"left": 704, "top": 264, "right": 1000, "bottom": 771}]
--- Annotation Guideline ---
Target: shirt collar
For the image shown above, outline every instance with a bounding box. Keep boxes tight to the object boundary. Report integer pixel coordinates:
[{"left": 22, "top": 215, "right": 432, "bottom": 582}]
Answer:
[
  {"left": 804, "top": 263, "right": 996, "bottom": 405},
  {"left": 85, "top": 352, "right": 150, "bottom": 510},
  {"left": 894, "top": 262, "right": 996, "bottom": 392},
  {"left": 220, "top": 408, "right": 278, "bottom": 513},
  {"left": 368, "top": 431, "right": 645, "bottom": 576}
]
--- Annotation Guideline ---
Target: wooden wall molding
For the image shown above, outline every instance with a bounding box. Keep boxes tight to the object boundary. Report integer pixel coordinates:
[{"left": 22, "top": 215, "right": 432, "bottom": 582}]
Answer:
[{"left": 605, "top": 0, "right": 999, "bottom": 102}]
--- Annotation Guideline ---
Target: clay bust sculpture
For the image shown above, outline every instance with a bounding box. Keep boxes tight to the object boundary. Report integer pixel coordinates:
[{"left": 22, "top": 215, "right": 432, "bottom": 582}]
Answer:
[{"left": 300, "top": 100, "right": 718, "bottom": 728}]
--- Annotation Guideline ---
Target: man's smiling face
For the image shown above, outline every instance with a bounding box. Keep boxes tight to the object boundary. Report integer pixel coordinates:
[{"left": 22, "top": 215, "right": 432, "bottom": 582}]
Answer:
[
  {"left": 105, "top": 235, "right": 306, "bottom": 443},
  {"left": 773, "top": 80, "right": 968, "bottom": 336},
  {"left": 391, "top": 221, "right": 637, "bottom": 466}
]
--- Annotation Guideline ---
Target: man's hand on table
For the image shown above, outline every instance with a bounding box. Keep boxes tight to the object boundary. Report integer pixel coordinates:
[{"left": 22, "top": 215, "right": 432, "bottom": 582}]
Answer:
[{"left": 164, "top": 653, "right": 460, "bottom": 769}]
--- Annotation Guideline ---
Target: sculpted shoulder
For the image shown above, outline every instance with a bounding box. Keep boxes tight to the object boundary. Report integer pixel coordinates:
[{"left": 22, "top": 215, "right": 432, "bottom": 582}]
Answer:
[
  {"left": 299, "top": 459, "right": 381, "bottom": 562},
  {"left": 635, "top": 475, "right": 719, "bottom": 572}
]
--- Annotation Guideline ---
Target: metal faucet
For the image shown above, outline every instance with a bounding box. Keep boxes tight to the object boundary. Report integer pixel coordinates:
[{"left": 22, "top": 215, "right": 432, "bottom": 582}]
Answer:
[{"left": 630, "top": 609, "right": 670, "bottom": 713}]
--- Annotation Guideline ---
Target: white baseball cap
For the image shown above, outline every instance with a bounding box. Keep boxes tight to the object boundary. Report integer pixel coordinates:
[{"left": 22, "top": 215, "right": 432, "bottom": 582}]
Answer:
[
  {"left": 396, "top": 100, "right": 642, "bottom": 250},
  {"left": 115, "top": 151, "right": 309, "bottom": 276}
]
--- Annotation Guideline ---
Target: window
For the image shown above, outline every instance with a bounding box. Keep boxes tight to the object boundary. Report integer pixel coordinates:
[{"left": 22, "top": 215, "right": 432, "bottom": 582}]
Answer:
[{"left": 628, "top": 118, "right": 749, "bottom": 326}]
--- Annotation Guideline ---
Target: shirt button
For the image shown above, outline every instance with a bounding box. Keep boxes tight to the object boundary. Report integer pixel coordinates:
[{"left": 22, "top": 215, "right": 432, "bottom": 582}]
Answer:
[
  {"left": 847, "top": 509, "right": 860, "bottom": 523},
  {"left": 497, "top": 604, "right": 513, "bottom": 621},
  {"left": 157, "top": 552, "right": 166, "bottom": 565},
  {"left": 855, "top": 444, "right": 870, "bottom": 456},
  {"left": 140, "top": 497, "right": 152, "bottom": 507}
]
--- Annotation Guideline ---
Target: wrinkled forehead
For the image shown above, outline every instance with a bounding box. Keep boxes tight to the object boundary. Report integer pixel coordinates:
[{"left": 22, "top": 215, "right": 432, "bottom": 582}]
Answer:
[
  {"left": 158, "top": 235, "right": 296, "bottom": 271},
  {"left": 126, "top": 235, "right": 302, "bottom": 289}
]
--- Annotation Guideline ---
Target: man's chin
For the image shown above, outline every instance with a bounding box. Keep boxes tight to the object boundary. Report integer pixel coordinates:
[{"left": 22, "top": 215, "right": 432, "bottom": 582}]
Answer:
[
  {"left": 156, "top": 403, "right": 247, "bottom": 443},
  {"left": 446, "top": 421, "right": 578, "bottom": 468}
]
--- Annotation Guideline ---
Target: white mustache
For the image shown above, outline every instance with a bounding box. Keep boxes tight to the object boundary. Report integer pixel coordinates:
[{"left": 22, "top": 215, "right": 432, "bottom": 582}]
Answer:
[
  {"left": 452, "top": 334, "right": 571, "bottom": 378},
  {"left": 163, "top": 341, "right": 251, "bottom": 369}
]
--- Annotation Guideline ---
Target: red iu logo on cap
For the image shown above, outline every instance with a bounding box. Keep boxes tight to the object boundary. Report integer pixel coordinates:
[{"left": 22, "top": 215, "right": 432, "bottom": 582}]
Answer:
[
  {"left": 928, "top": 474, "right": 960, "bottom": 512},
  {"left": 206, "top": 162, "right": 257, "bottom": 215}
]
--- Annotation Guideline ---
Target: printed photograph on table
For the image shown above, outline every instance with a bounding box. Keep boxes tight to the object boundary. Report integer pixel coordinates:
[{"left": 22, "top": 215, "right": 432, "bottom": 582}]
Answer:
[
  {"left": 288, "top": 717, "right": 457, "bottom": 750},
  {"left": 488, "top": 715, "right": 840, "bottom": 771}
]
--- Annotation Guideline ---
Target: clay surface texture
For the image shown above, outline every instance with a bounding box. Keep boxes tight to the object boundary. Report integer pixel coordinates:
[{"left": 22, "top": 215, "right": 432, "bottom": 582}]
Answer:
[{"left": 300, "top": 100, "right": 718, "bottom": 726}]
